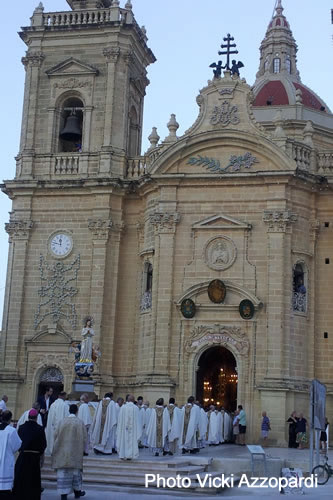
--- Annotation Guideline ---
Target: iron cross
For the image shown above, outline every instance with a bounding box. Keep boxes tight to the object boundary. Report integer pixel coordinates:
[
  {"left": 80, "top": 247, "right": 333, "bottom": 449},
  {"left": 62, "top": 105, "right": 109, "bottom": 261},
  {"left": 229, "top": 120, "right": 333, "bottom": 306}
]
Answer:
[{"left": 218, "top": 34, "right": 238, "bottom": 71}]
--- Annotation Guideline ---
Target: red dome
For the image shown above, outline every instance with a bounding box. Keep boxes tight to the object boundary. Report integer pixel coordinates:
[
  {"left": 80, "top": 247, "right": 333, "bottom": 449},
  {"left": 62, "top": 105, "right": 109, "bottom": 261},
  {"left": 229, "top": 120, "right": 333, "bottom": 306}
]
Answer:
[
  {"left": 253, "top": 80, "right": 327, "bottom": 112},
  {"left": 253, "top": 81, "right": 289, "bottom": 106}
]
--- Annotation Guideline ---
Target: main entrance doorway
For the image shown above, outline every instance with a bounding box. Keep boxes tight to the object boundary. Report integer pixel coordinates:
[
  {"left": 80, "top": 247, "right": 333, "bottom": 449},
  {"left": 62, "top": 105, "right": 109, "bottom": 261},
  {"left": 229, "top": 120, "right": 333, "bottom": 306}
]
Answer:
[
  {"left": 37, "top": 367, "right": 64, "bottom": 400},
  {"left": 196, "top": 346, "right": 237, "bottom": 411}
]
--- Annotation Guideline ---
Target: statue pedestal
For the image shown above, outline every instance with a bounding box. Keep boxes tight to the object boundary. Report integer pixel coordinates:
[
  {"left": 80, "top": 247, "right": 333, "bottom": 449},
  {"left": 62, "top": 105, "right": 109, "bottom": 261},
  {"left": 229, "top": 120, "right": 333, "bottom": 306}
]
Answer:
[
  {"left": 69, "top": 378, "right": 98, "bottom": 401},
  {"left": 68, "top": 362, "right": 98, "bottom": 400}
]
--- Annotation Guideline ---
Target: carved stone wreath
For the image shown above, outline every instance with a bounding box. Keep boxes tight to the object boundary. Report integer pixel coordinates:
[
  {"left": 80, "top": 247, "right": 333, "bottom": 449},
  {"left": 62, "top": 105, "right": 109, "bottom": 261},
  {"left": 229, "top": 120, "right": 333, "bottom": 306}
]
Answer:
[{"left": 204, "top": 235, "right": 237, "bottom": 271}]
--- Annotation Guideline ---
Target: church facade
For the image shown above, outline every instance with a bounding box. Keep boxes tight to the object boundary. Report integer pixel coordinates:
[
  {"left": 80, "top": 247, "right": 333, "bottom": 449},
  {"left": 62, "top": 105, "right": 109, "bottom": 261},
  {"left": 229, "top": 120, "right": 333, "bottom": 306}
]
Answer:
[{"left": 0, "top": 0, "right": 332, "bottom": 444}]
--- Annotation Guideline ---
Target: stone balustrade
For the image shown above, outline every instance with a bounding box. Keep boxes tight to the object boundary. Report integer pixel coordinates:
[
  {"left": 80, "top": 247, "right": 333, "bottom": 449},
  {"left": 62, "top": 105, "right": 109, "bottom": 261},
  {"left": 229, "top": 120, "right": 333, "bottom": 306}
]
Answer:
[
  {"left": 287, "top": 141, "right": 312, "bottom": 170},
  {"left": 42, "top": 8, "right": 132, "bottom": 28},
  {"left": 54, "top": 154, "right": 80, "bottom": 175},
  {"left": 317, "top": 152, "right": 333, "bottom": 174},
  {"left": 125, "top": 157, "right": 148, "bottom": 178}
]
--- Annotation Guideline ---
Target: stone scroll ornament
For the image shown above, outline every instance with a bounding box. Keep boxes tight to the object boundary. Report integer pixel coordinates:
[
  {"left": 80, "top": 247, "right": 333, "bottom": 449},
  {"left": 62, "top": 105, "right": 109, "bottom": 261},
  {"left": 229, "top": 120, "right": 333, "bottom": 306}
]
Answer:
[
  {"left": 34, "top": 254, "right": 80, "bottom": 329},
  {"left": 187, "top": 152, "right": 259, "bottom": 174}
]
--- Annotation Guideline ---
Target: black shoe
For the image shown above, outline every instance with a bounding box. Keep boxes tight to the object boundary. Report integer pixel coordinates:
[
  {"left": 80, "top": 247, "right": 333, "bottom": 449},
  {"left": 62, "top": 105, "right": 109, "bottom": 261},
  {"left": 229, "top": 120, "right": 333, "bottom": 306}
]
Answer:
[
  {"left": 61, "top": 495, "right": 67, "bottom": 500},
  {"left": 83, "top": 452, "right": 88, "bottom": 456},
  {"left": 163, "top": 451, "right": 168, "bottom": 456},
  {"left": 182, "top": 448, "right": 187, "bottom": 454},
  {"left": 168, "top": 451, "right": 173, "bottom": 456},
  {"left": 74, "top": 491, "right": 86, "bottom": 498},
  {"left": 93, "top": 448, "right": 100, "bottom": 455},
  {"left": 112, "top": 448, "right": 116, "bottom": 453},
  {"left": 189, "top": 450, "right": 196, "bottom": 454},
  {"left": 154, "top": 452, "right": 159, "bottom": 457}
]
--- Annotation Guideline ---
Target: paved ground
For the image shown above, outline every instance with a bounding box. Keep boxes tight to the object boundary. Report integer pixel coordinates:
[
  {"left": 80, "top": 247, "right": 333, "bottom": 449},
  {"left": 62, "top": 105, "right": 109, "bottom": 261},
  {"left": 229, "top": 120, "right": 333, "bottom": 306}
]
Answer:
[{"left": 42, "top": 444, "right": 333, "bottom": 499}]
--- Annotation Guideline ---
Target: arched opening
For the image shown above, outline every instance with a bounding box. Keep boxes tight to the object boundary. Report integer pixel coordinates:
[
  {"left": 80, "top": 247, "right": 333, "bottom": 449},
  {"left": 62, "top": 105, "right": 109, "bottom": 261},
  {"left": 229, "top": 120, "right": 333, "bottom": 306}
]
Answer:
[
  {"left": 128, "top": 105, "right": 139, "bottom": 156},
  {"left": 37, "top": 367, "right": 64, "bottom": 400},
  {"left": 59, "top": 96, "right": 84, "bottom": 153},
  {"left": 196, "top": 346, "right": 238, "bottom": 411},
  {"left": 292, "top": 262, "right": 307, "bottom": 313},
  {"left": 140, "top": 261, "right": 153, "bottom": 311}
]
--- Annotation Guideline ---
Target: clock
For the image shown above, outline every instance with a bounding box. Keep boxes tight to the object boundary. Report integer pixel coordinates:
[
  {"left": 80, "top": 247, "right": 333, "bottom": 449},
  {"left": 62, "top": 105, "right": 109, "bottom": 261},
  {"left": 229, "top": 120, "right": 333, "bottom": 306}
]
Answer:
[{"left": 49, "top": 232, "right": 73, "bottom": 258}]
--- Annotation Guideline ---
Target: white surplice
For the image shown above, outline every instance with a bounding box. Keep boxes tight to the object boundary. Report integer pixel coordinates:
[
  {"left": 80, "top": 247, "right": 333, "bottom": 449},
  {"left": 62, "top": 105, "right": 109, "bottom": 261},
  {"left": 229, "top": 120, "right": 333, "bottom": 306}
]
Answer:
[
  {"left": 116, "top": 402, "right": 140, "bottom": 459},
  {"left": 17, "top": 410, "right": 43, "bottom": 430},
  {"left": 0, "top": 424, "right": 22, "bottom": 490},
  {"left": 90, "top": 398, "right": 117, "bottom": 454},
  {"left": 167, "top": 405, "right": 182, "bottom": 443},
  {"left": 179, "top": 403, "right": 200, "bottom": 450},
  {"left": 207, "top": 410, "right": 219, "bottom": 444},
  {"left": 142, "top": 406, "right": 152, "bottom": 446},
  {"left": 146, "top": 406, "right": 171, "bottom": 451},
  {"left": 198, "top": 408, "right": 208, "bottom": 447},
  {"left": 45, "top": 398, "right": 69, "bottom": 456},
  {"left": 78, "top": 401, "right": 93, "bottom": 454}
]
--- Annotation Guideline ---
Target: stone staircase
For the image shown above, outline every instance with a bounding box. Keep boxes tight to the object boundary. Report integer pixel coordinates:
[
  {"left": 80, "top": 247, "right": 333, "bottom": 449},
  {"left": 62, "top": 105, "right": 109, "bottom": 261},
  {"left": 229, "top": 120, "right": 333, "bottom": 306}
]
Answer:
[{"left": 42, "top": 455, "right": 231, "bottom": 495}]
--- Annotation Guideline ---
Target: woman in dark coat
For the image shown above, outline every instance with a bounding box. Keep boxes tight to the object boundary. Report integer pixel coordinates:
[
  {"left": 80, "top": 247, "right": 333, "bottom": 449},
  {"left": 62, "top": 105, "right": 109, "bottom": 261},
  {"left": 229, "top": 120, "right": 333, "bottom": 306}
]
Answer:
[
  {"left": 13, "top": 409, "right": 47, "bottom": 500},
  {"left": 286, "top": 411, "right": 298, "bottom": 448}
]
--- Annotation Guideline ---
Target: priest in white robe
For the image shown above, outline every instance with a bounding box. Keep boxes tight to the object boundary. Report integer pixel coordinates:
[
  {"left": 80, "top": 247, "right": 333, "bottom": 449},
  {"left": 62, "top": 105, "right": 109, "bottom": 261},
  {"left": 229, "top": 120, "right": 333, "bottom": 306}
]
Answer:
[
  {"left": 179, "top": 396, "right": 200, "bottom": 453},
  {"left": 164, "top": 398, "right": 181, "bottom": 455},
  {"left": 142, "top": 401, "right": 151, "bottom": 447},
  {"left": 146, "top": 398, "right": 171, "bottom": 456},
  {"left": 116, "top": 394, "right": 140, "bottom": 460},
  {"left": 197, "top": 402, "right": 208, "bottom": 449},
  {"left": 45, "top": 392, "right": 69, "bottom": 456},
  {"left": 90, "top": 392, "right": 117, "bottom": 455},
  {"left": 17, "top": 402, "right": 43, "bottom": 430},
  {"left": 0, "top": 411, "right": 22, "bottom": 494},
  {"left": 206, "top": 405, "right": 219, "bottom": 445},
  {"left": 78, "top": 393, "right": 92, "bottom": 455},
  {"left": 223, "top": 411, "right": 232, "bottom": 442}
]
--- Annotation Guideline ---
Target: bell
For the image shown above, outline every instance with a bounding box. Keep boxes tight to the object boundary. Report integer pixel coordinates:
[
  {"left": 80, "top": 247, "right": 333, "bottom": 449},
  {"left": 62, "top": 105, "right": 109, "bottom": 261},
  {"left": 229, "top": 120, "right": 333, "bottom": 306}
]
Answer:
[{"left": 60, "top": 112, "right": 82, "bottom": 142}]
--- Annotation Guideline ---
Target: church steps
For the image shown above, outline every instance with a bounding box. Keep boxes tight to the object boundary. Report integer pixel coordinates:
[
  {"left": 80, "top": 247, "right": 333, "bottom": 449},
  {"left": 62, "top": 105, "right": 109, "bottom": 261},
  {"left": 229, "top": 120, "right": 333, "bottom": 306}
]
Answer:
[
  {"left": 41, "top": 456, "right": 227, "bottom": 494},
  {"left": 42, "top": 464, "right": 207, "bottom": 476}
]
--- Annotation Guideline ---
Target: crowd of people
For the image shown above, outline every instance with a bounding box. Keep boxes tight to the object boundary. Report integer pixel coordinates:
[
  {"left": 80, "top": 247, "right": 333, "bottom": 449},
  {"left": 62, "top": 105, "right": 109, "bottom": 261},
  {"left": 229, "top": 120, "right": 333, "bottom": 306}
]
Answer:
[
  {"left": 2, "top": 389, "right": 325, "bottom": 500},
  {"left": 0, "top": 391, "right": 246, "bottom": 499}
]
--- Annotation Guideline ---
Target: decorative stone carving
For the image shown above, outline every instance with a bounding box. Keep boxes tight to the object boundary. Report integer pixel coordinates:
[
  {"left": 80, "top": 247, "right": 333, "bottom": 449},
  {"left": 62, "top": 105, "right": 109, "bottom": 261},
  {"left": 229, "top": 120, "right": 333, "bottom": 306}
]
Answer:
[
  {"left": 187, "top": 153, "right": 259, "bottom": 174},
  {"left": 30, "top": 354, "right": 71, "bottom": 375},
  {"left": 21, "top": 51, "right": 45, "bottom": 68},
  {"left": 53, "top": 78, "right": 91, "bottom": 90},
  {"left": 39, "top": 367, "right": 64, "bottom": 382},
  {"left": 123, "top": 49, "right": 134, "bottom": 64},
  {"left": 34, "top": 254, "right": 81, "bottom": 330},
  {"left": 204, "top": 235, "right": 237, "bottom": 271},
  {"left": 149, "top": 212, "right": 181, "bottom": 234},
  {"left": 263, "top": 210, "right": 298, "bottom": 233},
  {"left": 310, "top": 219, "right": 320, "bottom": 241},
  {"left": 5, "top": 220, "right": 34, "bottom": 241},
  {"left": 210, "top": 100, "right": 240, "bottom": 126},
  {"left": 103, "top": 46, "right": 121, "bottom": 63},
  {"left": 185, "top": 324, "right": 249, "bottom": 358},
  {"left": 88, "top": 219, "right": 113, "bottom": 240}
]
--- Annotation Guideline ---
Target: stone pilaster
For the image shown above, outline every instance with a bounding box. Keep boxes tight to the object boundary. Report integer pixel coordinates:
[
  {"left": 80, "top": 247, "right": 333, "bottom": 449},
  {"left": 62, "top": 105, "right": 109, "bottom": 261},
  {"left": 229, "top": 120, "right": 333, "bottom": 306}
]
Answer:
[
  {"left": 150, "top": 212, "right": 180, "bottom": 374},
  {"left": 87, "top": 218, "right": 113, "bottom": 347},
  {"left": 263, "top": 210, "right": 297, "bottom": 380},
  {"left": 100, "top": 47, "right": 120, "bottom": 174},
  {"left": 19, "top": 51, "right": 45, "bottom": 176},
  {"left": 0, "top": 220, "right": 33, "bottom": 370}
]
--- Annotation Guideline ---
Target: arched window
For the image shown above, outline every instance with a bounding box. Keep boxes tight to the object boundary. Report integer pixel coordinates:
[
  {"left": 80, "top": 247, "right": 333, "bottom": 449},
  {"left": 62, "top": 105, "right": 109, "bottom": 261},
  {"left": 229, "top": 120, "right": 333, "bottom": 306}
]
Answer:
[
  {"left": 128, "top": 106, "right": 139, "bottom": 157},
  {"left": 59, "top": 97, "right": 84, "bottom": 153},
  {"left": 141, "top": 261, "right": 153, "bottom": 311},
  {"left": 292, "top": 262, "right": 307, "bottom": 313},
  {"left": 273, "top": 58, "right": 281, "bottom": 73},
  {"left": 285, "top": 56, "right": 291, "bottom": 74}
]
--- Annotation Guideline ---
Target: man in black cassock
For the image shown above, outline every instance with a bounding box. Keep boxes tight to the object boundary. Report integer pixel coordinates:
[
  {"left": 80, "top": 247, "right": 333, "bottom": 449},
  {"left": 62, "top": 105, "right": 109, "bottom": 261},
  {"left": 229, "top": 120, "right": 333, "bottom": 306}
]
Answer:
[{"left": 13, "top": 409, "right": 47, "bottom": 500}]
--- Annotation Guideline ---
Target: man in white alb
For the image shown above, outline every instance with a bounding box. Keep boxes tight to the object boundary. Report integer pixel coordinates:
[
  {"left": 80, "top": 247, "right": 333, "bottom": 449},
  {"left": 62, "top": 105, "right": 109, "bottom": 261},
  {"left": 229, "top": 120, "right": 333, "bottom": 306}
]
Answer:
[
  {"left": 116, "top": 394, "right": 140, "bottom": 460},
  {"left": 45, "top": 392, "right": 69, "bottom": 455},
  {"left": 78, "top": 393, "right": 92, "bottom": 455}
]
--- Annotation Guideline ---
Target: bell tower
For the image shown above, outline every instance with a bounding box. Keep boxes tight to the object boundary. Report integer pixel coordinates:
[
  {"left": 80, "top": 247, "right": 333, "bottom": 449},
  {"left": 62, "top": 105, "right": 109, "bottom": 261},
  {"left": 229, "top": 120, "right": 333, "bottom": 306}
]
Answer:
[
  {"left": 0, "top": 1, "right": 155, "bottom": 413},
  {"left": 17, "top": 0, "right": 155, "bottom": 178}
]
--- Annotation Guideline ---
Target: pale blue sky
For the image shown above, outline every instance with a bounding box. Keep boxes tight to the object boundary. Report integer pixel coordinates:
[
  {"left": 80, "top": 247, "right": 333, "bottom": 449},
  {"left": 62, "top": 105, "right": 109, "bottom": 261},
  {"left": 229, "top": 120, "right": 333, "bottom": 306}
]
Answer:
[{"left": 0, "top": 0, "right": 332, "bottom": 322}]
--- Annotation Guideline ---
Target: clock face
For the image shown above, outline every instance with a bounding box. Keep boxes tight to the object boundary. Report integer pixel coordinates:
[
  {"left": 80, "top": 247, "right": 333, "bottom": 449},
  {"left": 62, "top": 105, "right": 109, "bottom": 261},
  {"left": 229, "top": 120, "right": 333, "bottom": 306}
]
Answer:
[{"left": 49, "top": 233, "right": 73, "bottom": 258}]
